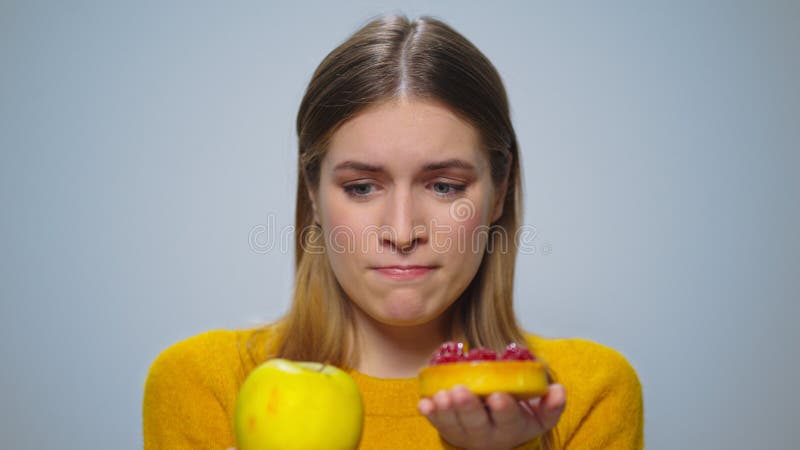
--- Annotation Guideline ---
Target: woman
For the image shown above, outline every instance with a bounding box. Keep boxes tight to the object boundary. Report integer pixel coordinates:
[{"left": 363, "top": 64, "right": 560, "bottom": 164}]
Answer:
[{"left": 143, "top": 14, "right": 644, "bottom": 450}]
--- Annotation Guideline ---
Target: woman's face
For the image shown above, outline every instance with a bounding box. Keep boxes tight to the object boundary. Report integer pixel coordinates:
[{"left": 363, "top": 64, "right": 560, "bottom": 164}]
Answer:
[{"left": 310, "top": 98, "right": 506, "bottom": 331}]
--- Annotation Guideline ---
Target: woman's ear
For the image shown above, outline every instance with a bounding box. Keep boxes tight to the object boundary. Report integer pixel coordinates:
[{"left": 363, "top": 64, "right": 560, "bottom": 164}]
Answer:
[{"left": 491, "top": 179, "right": 508, "bottom": 223}]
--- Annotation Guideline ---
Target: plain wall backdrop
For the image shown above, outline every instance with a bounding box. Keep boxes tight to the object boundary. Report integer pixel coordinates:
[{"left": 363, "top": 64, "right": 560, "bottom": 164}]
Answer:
[{"left": 1, "top": 1, "right": 798, "bottom": 449}]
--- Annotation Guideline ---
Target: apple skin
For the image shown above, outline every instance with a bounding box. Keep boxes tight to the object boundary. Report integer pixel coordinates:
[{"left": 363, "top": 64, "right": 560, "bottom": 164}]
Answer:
[{"left": 234, "top": 358, "right": 364, "bottom": 450}]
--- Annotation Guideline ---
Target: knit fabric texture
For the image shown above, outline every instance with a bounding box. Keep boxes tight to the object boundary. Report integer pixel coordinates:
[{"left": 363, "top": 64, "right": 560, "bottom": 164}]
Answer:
[{"left": 143, "top": 326, "right": 644, "bottom": 449}]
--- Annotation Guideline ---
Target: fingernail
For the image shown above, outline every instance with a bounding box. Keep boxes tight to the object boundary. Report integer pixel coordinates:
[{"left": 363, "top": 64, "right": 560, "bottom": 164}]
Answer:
[
  {"left": 417, "top": 400, "right": 429, "bottom": 415},
  {"left": 550, "top": 398, "right": 566, "bottom": 412}
]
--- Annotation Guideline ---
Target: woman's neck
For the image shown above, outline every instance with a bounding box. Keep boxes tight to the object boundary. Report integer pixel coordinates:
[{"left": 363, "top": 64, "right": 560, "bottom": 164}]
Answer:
[{"left": 351, "top": 308, "right": 454, "bottom": 379}]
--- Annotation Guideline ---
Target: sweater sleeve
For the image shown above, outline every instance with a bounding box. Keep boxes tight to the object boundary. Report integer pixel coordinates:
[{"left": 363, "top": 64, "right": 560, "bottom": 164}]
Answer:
[
  {"left": 142, "top": 331, "right": 243, "bottom": 450},
  {"left": 560, "top": 342, "right": 644, "bottom": 450}
]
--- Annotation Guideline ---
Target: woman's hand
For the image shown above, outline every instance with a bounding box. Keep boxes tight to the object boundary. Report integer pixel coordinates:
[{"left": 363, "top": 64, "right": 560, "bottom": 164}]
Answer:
[{"left": 417, "top": 383, "right": 566, "bottom": 450}]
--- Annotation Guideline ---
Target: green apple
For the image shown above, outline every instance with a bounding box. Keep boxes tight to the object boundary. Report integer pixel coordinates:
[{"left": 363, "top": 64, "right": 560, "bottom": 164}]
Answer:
[{"left": 234, "top": 358, "right": 364, "bottom": 450}]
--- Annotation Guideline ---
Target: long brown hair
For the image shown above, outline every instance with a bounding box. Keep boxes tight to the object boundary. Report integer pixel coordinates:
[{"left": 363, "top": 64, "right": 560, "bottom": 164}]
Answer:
[{"left": 261, "top": 13, "right": 558, "bottom": 449}]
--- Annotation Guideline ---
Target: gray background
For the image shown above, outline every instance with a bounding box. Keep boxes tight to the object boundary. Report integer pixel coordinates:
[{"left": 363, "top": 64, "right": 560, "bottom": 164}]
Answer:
[{"left": 2, "top": 1, "right": 798, "bottom": 449}]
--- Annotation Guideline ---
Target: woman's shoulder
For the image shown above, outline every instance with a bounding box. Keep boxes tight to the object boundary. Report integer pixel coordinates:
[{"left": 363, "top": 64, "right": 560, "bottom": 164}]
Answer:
[
  {"left": 146, "top": 323, "right": 283, "bottom": 387},
  {"left": 524, "top": 333, "right": 637, "bottom": 373},
  {"left": 524, "top": 332, "right": 641, "bottom": 387},
  {"left": 150, "top": 329, "right": 240, "bottom": 366},
  {"left": 523, "top": 332, "right": 644, "bottom": 446},
  {"left": 143, "top": 325, "right": 283, "bottom": 448}
]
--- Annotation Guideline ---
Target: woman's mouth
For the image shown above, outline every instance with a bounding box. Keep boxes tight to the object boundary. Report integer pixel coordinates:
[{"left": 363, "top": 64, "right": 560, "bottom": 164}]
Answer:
[{"left": 372, "top": 265, "right": 438, "bottom": 281}]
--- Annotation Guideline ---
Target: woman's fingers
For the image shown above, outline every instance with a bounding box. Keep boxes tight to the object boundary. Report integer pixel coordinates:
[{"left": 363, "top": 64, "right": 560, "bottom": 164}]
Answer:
[
  {"left": 419, "top": 386, "right": 493, "bottom": 448},
  {"left": 486, "top": 392, "right": 526, "bottom": 432},
  {"left": 524, "top": 383, "right": 566, "bottom": 429},
  {"left": 418, "top": 397, "right": 436, "bottom": 415},
  {"left": 423, "top": 389, "right": 465, "bottom": 437},
  {"left": 418, "top": 384, "right": 568, "bottom": 450},
  {"left": 450, "top": 385, "right": 491, "bottom": 440}
]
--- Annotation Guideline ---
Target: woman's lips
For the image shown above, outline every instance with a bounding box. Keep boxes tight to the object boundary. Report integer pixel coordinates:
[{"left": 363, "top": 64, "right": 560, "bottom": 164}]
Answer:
[{"left": 372, "top": 266, "right": 437, "bottom": 281}]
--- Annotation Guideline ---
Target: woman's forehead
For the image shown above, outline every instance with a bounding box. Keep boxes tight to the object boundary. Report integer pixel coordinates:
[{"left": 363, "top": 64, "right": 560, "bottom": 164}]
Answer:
[{"left": 323, "top": 99, "right": 487, "bottom": 174}]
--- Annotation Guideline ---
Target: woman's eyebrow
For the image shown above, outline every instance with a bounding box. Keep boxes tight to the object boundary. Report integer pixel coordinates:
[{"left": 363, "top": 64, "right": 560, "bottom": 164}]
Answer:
[
  {"left": 333, "top": 161, "right": 384, "bottom": 173},
  {"left": 421, "top": 159, "right": 476, "bottom": 172},
  {"left": 333, "top": 159, "right": 476, "bottom": 173}
]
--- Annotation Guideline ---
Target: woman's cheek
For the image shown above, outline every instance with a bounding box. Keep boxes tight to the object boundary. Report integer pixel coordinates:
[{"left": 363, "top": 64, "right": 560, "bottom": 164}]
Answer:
[
  {"left": 431, "top": 207, "right": 490, "bottom": 258},
  {"left": 462, "top": 215, "right": 492, "bottom": 258},
  {"left": 323, "top": 211, "right": 375, "bottom": 260}
]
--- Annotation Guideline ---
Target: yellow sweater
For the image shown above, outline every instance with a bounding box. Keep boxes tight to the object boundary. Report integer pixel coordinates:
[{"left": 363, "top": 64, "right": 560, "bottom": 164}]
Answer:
[{"left": 143, "top": 326, "right": 644, "bottom": 449}]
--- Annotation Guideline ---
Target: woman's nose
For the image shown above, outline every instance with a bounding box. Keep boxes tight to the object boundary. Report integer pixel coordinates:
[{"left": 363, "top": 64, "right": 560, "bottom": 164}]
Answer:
[{"left": 381, "top": 188, "right": 427, "bottom": 252}]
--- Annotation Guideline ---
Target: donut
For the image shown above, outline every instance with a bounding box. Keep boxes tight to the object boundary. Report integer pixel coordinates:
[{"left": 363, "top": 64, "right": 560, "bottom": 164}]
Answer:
[{"left": 418, "top": 342, "right": 549, "bottom": 399}]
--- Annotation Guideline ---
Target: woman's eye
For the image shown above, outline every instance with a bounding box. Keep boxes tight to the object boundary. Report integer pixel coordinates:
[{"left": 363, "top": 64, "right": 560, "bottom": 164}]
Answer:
[
  {"left": 432, "top": 182, "right": 466, "bottom": 197},
  {"left": 344, "top": 182, "right": 466, "bottom": 198},
  {"left": 343, "top": 183, "right": 374, "bottom": 197}
]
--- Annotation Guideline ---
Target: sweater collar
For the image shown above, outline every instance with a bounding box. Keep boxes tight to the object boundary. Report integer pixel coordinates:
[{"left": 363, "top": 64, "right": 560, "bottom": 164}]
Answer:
[{"left": 348, "top": 370, "right": 422, "bottom": 417}]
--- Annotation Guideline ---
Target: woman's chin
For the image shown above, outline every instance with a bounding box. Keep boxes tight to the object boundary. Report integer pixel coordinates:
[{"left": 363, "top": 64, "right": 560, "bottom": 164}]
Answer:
[
  {"left": 376, "top": 298, "right": 449, "bottom": 327},
  {"left": 351, "top": 284, "right": 453, "bottom": 328}
]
